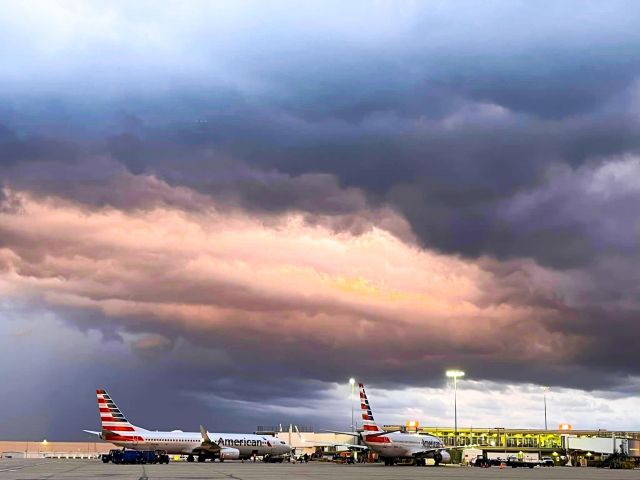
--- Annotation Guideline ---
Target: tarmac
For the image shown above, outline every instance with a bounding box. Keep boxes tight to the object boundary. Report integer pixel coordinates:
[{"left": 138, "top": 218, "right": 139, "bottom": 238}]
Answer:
[{"left": 1, "top": 459, "right": 639, "bottom": 480}]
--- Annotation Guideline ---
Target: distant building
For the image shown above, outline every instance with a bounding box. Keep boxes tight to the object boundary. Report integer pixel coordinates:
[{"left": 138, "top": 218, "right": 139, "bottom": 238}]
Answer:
[
  {"left": 0, "top": 441, "right": 116, "bottom": 459},
  {"left": 382, "top": 425, "right": 640, "bottom": 464}
]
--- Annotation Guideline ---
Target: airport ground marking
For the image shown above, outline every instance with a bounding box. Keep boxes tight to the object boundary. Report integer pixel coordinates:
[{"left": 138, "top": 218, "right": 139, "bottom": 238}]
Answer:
[
  {"left": 138, "top": 464, "right": 148, "bottom": 480},
  {"left": 0, "top": 461, "right": 51, "bottom": 472}
]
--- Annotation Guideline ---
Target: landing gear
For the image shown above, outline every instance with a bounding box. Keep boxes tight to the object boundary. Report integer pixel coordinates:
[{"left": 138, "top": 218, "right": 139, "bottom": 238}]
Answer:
[
  {"left": 187, "top": 455, "right": 194, "bottom": 463},
  {"left": 197, "top": 455, "right": 206, "bottom": 463},
  {"left": 415, "top": 458, "right": 426, "bottom": 466},
  {"left": 434, "top": 452, "right": 443, "bottom": 466},
  {"left": 383, "top": 458, "right": 396, "bottom": 466}
]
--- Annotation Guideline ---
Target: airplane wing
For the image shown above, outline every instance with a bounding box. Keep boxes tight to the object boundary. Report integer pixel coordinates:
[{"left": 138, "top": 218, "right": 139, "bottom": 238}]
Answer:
[
  {"left": 297, "top": 440, "right": 368, "bottom": 449},
  {"left": 411, "top": 443, "right": 479, "bottom": 458},
  {"left": 194, "top": 425, "right": 222, "bottom": 453}
]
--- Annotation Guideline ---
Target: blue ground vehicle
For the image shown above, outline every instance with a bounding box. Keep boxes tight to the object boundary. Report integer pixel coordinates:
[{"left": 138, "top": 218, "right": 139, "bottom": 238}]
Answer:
[{"left": 102, "top": 449, "right": 169, "bottom": 464}]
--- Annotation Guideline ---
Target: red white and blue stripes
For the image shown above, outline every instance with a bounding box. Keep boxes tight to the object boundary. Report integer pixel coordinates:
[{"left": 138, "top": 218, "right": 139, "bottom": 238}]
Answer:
[
  {"left": 96, "top": 389, "right": 143, "bottom": 442},
  {"left": 359, "top": 383, "right": 390, "bottom": 443},
  {"left": 359, "top": 383, "right": 381, "bottom": 432}
]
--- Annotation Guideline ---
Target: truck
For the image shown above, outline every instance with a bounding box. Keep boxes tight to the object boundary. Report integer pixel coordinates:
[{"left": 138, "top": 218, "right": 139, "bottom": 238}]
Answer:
[
  {"left": 102, "top": 449, "right": 170, "bottom": 464},
  {"left": 474, "top": 454, "right": 540, "bottom": 468},
  {"left": 262, "top": 453, "right": 286, "bottom": 463}
]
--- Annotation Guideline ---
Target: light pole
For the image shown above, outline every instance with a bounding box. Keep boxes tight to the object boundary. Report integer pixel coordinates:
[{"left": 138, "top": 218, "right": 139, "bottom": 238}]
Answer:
[
  {"left": 349, "top": 378, "right": 356, "bottom": 432},
  {"left": 446, "top": 370, "right": 465, "bottom": 448},
  {"left": 542, "top": 386, "right": 549, "bottom": 431}
]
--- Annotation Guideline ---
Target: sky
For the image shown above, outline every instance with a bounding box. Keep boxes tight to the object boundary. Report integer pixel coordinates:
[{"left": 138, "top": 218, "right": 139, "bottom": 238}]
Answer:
[{"left": 1, "top": 0, "right": 640, "bottom": 440}]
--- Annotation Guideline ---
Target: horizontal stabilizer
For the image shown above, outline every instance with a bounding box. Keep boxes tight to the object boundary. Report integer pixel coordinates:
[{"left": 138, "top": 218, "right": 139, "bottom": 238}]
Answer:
[
  {"left": 339, "top": 443, "right": 368, "bottom": 450},
  {"left": 364, "top": 429, "right": 400, "bottom": 437},
  {"left": 319, "top": 429, "right": 360, "bottom": 437},
  {"left": 83, "top": 430, "right": 101, "bottom": 436}
]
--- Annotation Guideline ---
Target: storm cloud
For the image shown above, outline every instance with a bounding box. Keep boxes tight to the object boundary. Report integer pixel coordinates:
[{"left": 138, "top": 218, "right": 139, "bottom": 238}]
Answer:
[{"left": 1, "top": 0, "right": 640, "bottom": 438}]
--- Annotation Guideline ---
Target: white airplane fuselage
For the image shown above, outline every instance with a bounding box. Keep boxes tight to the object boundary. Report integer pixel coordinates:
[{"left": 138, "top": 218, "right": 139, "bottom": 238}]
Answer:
[
  {"left": 363, "top": 431, "right": 450, "bottom": 461},
  {"left": 106, "top": 429, "right": 290, "bottom": 458}
]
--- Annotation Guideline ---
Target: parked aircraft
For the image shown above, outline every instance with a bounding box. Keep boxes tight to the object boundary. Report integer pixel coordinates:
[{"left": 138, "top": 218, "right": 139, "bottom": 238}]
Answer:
[
  {"left": 83, "top": 389, "right": 291, "bottom": 462},
  {"left": 326, "top": 383, "right": 452, "bottom": 466}
]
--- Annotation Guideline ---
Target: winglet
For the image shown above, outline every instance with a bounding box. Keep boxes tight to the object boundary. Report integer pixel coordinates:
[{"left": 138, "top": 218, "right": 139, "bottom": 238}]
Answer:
[{"left": 200, "top": 425, "right": 211, "bottom": 443}]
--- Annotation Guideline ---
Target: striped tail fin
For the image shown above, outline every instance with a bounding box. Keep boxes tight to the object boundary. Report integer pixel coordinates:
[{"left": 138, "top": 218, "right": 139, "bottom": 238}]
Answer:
[
  {"left": 96, "top": 389, "right": 141, "bottom": 435},
  {"left": 359, "top": 383, "right": 383, "bottom": 433}
]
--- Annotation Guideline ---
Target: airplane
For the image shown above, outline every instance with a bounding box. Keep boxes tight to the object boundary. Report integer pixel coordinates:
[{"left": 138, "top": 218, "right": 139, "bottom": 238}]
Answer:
[
  {"left": 83, "top": 389, "right": 291, "bottom": 462},
  {"left": 325, "top": 383, "right": 452, "bottom": 466}
]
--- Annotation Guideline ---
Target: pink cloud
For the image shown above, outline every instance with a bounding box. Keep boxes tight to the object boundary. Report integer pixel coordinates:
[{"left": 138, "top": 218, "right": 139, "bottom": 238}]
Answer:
[{"left": 0, "top": 181, "right": 580, "bottom": 379}]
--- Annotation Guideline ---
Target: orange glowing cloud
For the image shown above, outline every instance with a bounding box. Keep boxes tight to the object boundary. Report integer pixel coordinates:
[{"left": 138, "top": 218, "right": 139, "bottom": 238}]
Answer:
[{"left": 0, "top": 183, "right": 577, "bottom": 372}]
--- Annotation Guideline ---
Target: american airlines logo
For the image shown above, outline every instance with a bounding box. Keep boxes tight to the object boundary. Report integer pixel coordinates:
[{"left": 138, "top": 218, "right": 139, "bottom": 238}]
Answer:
[
  {"left": 217, "top": 438, "right": 264, "bottom": 447},
  {"left": 422, "top": 439, "right": 443, "bottom": 448}
]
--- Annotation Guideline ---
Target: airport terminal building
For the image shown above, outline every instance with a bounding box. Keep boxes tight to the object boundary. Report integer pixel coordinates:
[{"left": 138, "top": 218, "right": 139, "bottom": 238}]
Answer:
[
  {"left": 269, "top": 424, "right": 640, "bottom": 466},
  {"left": 382, "top": 425, "right": 640, "bottom": 465}
]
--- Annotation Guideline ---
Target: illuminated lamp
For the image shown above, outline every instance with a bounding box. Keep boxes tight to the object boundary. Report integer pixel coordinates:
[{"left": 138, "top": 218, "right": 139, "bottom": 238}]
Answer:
[{"left": 406, "top": 420, "right": 419, "bottom": 430}]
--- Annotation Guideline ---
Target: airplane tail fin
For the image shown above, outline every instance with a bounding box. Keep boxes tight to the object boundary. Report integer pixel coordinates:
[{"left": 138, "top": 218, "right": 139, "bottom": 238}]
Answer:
[
  {"left": 96, "top": 389, "right": 142, "bottom": 435},
  {"left": 359, "top": 383, "right": 383, "bottom": 433}
]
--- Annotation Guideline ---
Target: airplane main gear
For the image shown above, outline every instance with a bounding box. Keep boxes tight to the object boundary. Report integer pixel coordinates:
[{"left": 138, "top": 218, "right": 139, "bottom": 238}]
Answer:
[{"left": 434, "top": 452, "right": 443, "bottom": 465}]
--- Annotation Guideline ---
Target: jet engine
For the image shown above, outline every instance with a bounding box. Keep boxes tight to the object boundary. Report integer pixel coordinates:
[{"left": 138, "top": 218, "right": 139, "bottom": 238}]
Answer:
[
  {"left": 220, "top": 448, "right": 240, "bottom": 460},
  {"left": 433, "top": 450, "right": 451, "bottom": 464}
]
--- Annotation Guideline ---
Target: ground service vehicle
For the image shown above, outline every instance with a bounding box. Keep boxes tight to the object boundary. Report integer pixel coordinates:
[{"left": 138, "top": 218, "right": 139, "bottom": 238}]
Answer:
[
  {"left": 102, "top": 449, "right": 169, "bottom": 464},
  {"left": 474, "top": 455, "right": 539, "bottom": 468},
  {"left": 263, "top": 454, "right": 285, "bottom": 463}
]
